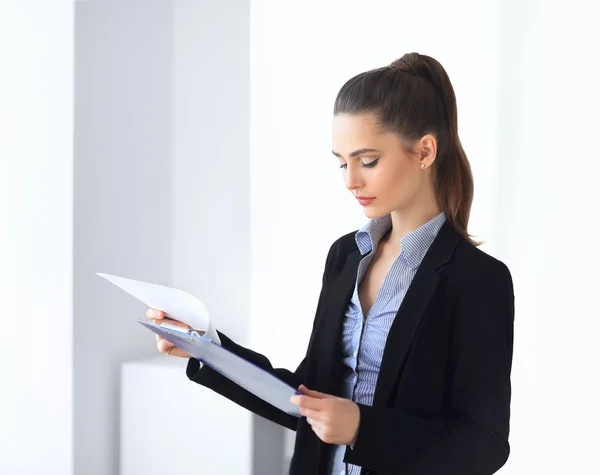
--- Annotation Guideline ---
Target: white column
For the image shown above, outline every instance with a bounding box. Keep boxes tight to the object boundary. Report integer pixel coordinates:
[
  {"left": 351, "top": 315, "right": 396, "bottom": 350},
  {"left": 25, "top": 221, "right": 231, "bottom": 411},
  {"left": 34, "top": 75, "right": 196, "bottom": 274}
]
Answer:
[
  {"left": 170, "top": 0, "right": 251, "bottom": 344},
  {"left": 73, "top": 1, "right": 175, "bottom": 474},
  {"left": 120, "top": 0, "right": 256, "bottom": 474},
  {"left": 0, "top": 1, "right": 74, "bottom": 474},
  {"left": 119, "top": 0, "right": 256, "bottom": 470}
]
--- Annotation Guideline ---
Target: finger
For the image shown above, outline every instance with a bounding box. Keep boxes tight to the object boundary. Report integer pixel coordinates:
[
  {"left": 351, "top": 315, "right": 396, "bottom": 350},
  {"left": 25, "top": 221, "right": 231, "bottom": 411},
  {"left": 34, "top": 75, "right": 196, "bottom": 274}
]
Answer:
[
  {"left": 146, "top": 308, "right": 165, "bottom": 320},
  {"left": 299, "top": 407, "right": 322, "bottom": 420},
  {"left": 298, "top": 384, "right": 324, "bottom": 397},
  {"left": 157, "top": 338, "right": 171, "bottom": 353},
  {"left": 166, "top": 345, "right": 190, "bottom": 358},
  {"left": 290, "top": 395, "right": 324, "bottom": 411},
  {"left": 157, "top": 338, "right": 179, "bottom": 353},
  {"left": 298, "top": 385, "right": 331, "bottom": 399},
  {"left": 157, "top": 338, "right": 189, "bottom": 358},
  {"left": 306, "top": 418, "right": 324, "bottom": 434},
  {"left": 152, "top": 317, "right": 190, "bottom": 329}
]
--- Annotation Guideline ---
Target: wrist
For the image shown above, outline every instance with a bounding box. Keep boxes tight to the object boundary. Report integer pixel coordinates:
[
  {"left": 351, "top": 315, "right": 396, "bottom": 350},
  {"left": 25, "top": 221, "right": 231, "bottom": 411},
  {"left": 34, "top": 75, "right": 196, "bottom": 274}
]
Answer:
[{"left": 349, "top": 403, "right": 360, "bottom": 448}]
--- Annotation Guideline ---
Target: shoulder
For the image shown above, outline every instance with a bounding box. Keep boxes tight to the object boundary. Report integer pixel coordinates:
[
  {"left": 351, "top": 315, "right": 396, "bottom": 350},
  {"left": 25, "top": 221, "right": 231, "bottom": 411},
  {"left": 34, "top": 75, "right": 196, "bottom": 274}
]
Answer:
[
  {"left": 451, "top": 238, "right": 514, "bottom": 296},
  {"left": 318, "top": 230, "right": 359, "bottom": 277},
  {"left": 326, "top": 230, "right": 359, "bottom": 260},
  {"left": 329, "top": 230, "right": 359, "bottom": 255}
]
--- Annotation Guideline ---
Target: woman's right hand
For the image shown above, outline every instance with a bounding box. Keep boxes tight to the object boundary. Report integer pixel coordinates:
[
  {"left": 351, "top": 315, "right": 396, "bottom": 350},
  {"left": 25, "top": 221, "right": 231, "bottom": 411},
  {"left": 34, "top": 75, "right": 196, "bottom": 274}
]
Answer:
[{"left": 146, "top": 308, "right": 191, "bottom": 358}]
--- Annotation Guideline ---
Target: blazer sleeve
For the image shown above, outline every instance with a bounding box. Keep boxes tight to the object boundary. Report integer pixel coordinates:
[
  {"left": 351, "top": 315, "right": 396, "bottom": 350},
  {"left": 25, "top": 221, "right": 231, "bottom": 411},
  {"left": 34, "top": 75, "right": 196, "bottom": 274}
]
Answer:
[
  {"left": 185, "top": 240, "right": 338, "bottom": 431},
  {"left": 345, "top": 260, "right": 515, "bottom": 475}
]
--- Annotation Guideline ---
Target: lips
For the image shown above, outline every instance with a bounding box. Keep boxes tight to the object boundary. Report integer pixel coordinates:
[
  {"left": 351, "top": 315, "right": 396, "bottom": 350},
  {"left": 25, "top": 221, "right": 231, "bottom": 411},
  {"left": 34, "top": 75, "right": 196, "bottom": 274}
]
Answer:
[{"left": 356, "top": 196, "right": 376, "bottom": 205}]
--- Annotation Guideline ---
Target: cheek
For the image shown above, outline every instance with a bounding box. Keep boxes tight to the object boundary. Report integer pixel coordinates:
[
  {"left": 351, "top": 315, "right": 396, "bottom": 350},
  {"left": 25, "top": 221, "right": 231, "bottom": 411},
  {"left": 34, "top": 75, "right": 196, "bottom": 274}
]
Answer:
[
  {"left": 379, "top": 164, "right": 415, "bottom": 195},
  {"left": 375, "top": 165, "right": 424, "bottom": 210}
]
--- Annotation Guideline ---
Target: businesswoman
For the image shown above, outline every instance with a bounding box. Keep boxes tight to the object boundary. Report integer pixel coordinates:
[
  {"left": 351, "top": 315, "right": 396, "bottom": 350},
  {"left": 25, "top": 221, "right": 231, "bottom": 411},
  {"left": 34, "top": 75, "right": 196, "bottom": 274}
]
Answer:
[{"left": 148, "top": 52, "right": 515, "bottom": 475}]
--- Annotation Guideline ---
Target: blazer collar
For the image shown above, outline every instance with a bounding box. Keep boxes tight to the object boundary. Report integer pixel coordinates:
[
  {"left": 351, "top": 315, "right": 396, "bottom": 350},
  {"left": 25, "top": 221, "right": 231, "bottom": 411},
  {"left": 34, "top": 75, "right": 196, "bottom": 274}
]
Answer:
[{"left": 317, "top": 219, "right": 462, "bottom": 403}]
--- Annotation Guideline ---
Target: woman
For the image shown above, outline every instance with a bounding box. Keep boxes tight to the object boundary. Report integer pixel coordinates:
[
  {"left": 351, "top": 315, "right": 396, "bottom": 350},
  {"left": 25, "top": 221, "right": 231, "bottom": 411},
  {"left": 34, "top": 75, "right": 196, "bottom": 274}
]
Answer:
[{"left": 148, "top": 52, "right": 515, "bottom": 475}]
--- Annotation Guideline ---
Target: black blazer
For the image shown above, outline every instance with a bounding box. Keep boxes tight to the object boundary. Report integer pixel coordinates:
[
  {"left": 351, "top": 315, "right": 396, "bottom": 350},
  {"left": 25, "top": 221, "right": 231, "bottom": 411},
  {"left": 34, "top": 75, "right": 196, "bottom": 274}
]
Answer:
[{"left": 187, "top": 220, "right": 515, "bottom": 475}]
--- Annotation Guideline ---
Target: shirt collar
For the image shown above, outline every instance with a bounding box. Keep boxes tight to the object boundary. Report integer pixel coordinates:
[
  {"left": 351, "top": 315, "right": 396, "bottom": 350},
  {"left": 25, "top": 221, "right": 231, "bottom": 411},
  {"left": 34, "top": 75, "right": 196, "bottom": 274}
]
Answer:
[
  {"left": 355, "top": 214, "right": 393, "bottom": 256},
  {"left": 355, "top": 212, "right": 447, "bottom": 269}
]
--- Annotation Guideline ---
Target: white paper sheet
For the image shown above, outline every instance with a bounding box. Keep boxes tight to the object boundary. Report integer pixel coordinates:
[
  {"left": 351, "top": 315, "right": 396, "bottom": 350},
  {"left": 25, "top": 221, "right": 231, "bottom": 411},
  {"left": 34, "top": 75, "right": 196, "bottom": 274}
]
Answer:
[{"left": 96, "top": 272, "right": 220, "bottom": 344}]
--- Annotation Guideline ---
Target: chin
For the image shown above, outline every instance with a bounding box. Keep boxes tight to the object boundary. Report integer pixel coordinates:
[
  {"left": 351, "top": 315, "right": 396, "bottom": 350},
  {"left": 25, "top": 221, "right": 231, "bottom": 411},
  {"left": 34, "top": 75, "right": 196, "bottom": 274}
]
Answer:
[{"left": 362, "top": 205, "right": 389, "bottom": 220}]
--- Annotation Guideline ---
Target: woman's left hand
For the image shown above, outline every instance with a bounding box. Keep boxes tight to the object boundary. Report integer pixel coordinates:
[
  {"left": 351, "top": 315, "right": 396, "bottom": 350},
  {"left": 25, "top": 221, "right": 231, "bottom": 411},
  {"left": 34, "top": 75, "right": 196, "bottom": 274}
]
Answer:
[{"left": 290, "top": 384, "right": 360, "bottom": 446}]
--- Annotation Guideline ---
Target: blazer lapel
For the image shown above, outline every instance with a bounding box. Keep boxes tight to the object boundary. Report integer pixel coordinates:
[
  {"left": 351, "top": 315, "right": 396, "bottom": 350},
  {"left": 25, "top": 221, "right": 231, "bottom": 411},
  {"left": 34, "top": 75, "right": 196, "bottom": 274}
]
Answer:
[
  {"left": 372, "top": 221, "right": 461, "bottom": 406},
  {"left": 317, "top": 247, "right": 362, "bottom": 395}
]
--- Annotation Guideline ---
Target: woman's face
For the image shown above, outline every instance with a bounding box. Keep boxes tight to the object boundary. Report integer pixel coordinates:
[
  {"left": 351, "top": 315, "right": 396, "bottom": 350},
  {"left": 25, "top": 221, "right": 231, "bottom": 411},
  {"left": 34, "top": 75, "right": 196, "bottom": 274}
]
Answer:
[{"left": 332, "top": 113, "right": 434, "bottom": 219}]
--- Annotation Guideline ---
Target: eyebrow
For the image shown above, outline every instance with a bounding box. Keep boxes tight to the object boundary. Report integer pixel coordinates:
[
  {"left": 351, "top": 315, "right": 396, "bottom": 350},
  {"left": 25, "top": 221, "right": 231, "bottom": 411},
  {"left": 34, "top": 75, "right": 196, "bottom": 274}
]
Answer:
[{"left": 331, "top": 148, "right": 382, "bottom": 158}]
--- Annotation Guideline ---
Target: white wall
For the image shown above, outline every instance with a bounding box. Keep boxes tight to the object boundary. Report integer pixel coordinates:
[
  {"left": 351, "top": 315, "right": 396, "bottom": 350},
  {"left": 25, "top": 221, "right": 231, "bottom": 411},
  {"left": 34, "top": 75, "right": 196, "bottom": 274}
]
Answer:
[
  {"left": 170, "top": 2, "right": 288, "bottom": 474},
  {"left": 249, "top": 0, "right": 501, "bottom": 369},
  {"left": 249, "top": 1, "right": 503, "bottom": 466},
  {"left": 171, "top": 0, "right": 251, "bottom": 345},
  {"left": 3, "top": 1, "right": 599, "bottom": 474},
  {"left": 0, "top": 1, "right": 74, "bottom": 474},
  {"left": 250, "top": 0, "right": 600, "bottom": 472},
  {"left": 73, "top": 0, "right": 173, "bottom": 474},
  {"left": 495, "top": 1, "right": 600, "bottom": 472}
]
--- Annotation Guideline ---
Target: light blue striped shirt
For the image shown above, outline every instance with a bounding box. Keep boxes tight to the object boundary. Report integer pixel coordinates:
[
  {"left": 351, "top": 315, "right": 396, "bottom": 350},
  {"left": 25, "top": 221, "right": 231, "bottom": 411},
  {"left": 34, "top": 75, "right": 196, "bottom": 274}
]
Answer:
[{"left": 329, "top": 212, "right": 447, "bottom": 475}]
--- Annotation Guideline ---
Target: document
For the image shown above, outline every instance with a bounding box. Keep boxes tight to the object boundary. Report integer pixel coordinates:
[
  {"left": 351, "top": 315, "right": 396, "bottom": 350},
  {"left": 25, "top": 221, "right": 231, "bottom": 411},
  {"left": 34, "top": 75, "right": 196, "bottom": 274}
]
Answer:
[
  {"left": 96, "top": 272, "right": 219, "bottom": 343},
  {"left": 97, "top": 272, "right": 301, "bottom": 417}
]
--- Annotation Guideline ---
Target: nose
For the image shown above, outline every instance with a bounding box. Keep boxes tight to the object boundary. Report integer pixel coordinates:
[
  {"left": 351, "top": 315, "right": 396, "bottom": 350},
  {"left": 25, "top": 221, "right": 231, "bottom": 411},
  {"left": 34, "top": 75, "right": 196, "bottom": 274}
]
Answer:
[{"left": 344, "top": 165, "right": 363, "bottom": 192}]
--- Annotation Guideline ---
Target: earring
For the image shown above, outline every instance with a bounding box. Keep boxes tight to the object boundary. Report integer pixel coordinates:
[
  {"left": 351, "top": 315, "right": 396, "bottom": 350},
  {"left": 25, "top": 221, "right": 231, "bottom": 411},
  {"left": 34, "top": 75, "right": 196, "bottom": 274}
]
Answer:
[{"left": 420, "top": 163, "right": 426, "bottom": 169}]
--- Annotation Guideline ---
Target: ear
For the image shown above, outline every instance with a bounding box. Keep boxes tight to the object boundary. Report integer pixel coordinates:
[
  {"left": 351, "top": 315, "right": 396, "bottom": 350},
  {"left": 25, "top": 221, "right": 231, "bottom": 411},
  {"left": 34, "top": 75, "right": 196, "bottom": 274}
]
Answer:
[{"left": 416, "top": 134, "right": 437, "bottom": 169}]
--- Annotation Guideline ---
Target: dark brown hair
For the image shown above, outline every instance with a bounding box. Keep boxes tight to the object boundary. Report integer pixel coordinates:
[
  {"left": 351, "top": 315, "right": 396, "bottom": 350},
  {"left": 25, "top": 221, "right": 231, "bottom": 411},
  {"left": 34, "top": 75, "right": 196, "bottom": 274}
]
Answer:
[{"left": 333, "top": 52, "right": 479, "bottom": 246}]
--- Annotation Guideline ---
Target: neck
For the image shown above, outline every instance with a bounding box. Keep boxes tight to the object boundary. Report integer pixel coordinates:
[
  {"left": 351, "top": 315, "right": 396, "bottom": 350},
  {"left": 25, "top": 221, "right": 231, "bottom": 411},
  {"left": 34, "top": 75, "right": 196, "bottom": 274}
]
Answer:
[{"left": 387, "top": 200, "right": 442, "bottom": 247}]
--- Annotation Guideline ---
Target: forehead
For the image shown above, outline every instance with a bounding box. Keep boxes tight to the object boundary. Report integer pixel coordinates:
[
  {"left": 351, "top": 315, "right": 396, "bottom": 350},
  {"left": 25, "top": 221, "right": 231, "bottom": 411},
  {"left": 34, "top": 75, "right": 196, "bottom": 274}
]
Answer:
[
  {"left": 332, "top": 113, "right": 381, "bottom": 138},
  {"left": 332, "top": 113, "right": 398, "bottom": 152}
]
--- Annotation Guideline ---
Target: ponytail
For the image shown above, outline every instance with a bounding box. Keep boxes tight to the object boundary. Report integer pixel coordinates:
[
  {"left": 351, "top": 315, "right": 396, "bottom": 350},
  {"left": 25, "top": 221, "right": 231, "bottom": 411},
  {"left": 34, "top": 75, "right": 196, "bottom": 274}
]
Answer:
[
  {"left": 335, "top": 52, "right": 480, "bottom": 246},
  {"left": 415, "top": 54, "right": 477, "bottom": 245}
]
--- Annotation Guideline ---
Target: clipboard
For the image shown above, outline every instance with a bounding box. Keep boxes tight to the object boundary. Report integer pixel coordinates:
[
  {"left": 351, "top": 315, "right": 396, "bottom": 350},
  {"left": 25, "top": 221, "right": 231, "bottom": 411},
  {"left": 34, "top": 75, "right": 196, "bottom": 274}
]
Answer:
[
  {"left": 137, "top": 320, "right": 301, "bottom": 417},
  {"left": 97, "top": 272, "right": 302, "bottom": 417}
]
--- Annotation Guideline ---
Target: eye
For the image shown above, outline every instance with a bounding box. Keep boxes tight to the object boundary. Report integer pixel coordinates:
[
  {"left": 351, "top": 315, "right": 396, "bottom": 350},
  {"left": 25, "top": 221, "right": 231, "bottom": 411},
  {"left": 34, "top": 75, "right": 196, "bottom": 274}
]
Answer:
[
  {"left": 338, "top": 157, "right": 380, "bottom": 169},
  {"left": 362, "top": 158, "right": 380, "bottom": 168}
]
